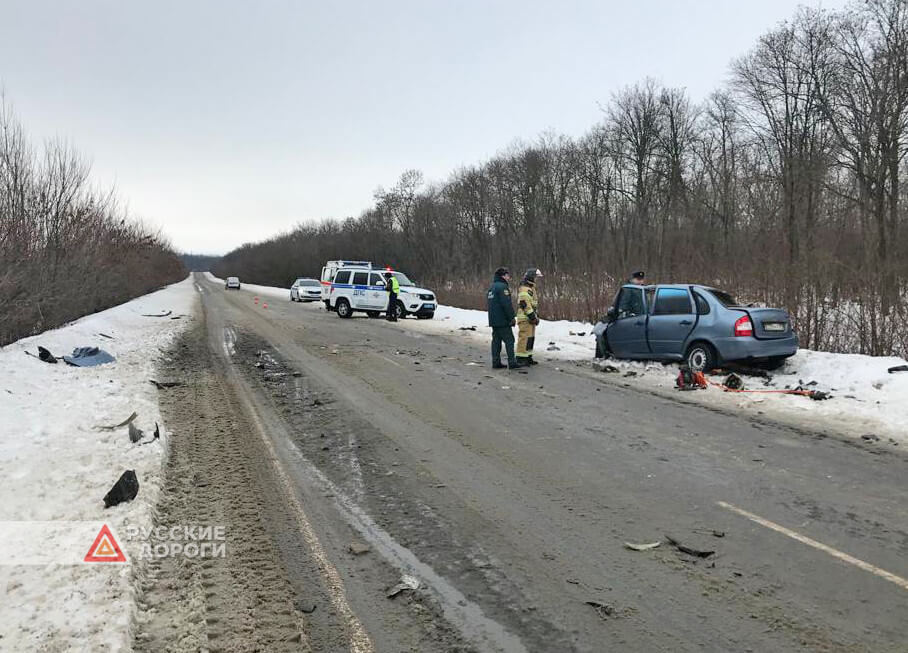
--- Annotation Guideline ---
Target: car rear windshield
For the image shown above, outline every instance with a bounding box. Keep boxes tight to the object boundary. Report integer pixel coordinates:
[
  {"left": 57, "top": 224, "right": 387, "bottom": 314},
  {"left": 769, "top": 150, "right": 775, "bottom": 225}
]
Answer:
[
  {"left": 708, "top": 289, "right": 740, "bottom": 307},
  {"left": 300, "top": 279, "right": 320, "bottom": 286}
]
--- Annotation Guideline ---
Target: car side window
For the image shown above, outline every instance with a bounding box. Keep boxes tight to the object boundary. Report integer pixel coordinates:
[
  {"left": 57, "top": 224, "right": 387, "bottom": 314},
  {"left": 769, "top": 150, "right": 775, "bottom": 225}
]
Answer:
[
  {"left": 693, "top": 291, "right": 711, "bottom": 315},
  {"left": 369, "top": 273, "right": 385, "bottom": 286},
  {"left": 351, "top": 272, "right": 369, "bottom": 286},
  {"left": 334, "top": 270, "right": 351, "bottom": 284},
  {"left": 653, "top": 288, "right": 693, "bottom": 315}
]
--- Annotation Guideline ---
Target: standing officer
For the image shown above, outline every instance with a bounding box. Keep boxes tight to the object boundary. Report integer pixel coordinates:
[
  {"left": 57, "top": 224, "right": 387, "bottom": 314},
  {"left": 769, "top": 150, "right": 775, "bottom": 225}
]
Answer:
[
  {"left": 385, "top": 271, "right": 401, "bottom": 321},
  {"left": 486, "top": 267, "right": 519, "bottom": 369},
  {"left": 516, "top": 267, "right": 542, "bottom": 366}
]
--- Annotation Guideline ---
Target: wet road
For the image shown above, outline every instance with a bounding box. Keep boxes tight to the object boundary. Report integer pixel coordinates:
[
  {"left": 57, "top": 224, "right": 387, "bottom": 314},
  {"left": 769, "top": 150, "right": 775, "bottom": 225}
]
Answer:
[{"left": 189, "top": 272, "right": 907, "bottom": 652}]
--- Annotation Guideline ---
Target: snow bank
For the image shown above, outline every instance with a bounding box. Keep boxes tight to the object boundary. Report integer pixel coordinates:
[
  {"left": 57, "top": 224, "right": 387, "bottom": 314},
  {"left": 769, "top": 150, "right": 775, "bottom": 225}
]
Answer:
[
  {"left": 0, "top": 276, "right": 197, "bottom": 650},
  {"left": 204, "top": 274, "right": 908, "bottom": 445}
]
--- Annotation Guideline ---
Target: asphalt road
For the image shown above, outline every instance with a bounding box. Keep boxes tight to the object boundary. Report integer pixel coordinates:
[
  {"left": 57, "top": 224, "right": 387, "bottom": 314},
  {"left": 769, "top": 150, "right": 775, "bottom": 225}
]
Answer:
[{"left": 182, "top": 272, "right": 907, "bottom": 652}]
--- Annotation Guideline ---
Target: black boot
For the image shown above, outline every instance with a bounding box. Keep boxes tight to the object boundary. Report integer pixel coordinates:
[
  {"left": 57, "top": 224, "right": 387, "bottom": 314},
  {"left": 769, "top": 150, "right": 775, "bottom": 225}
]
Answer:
[
  {"left": 527, "top": 356, "right": 538, "bottom": 365},
  {"left": 492, "top": 361, "right": 506, "bottom": 369}
]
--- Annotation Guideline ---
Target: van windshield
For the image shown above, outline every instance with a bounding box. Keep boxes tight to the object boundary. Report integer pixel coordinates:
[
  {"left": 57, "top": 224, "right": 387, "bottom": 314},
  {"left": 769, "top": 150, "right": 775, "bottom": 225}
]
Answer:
[{"left": 390, "top": 272, "right": 414, "bottom": 286}]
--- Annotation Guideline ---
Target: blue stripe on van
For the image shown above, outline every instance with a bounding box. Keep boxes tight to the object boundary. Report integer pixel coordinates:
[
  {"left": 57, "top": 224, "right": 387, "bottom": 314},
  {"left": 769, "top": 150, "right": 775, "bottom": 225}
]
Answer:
[{"left": 330, "top": 284, "right": 386, "bottom": 290}]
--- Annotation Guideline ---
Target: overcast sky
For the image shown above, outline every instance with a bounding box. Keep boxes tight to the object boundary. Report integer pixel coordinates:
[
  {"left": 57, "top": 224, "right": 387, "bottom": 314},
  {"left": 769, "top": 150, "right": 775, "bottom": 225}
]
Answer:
[{"left": 0, "top": 0, "right": 845, "bottom": 254}]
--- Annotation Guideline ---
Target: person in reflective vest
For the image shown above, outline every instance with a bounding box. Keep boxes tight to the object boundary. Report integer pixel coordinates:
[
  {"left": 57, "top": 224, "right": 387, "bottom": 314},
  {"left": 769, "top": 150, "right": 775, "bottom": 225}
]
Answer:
[
  {"left": 516, "top": 267, "right": 542, "bottom": 366},
  {"left": 384, "top": 272, "right": 401, "bottom": 321}
]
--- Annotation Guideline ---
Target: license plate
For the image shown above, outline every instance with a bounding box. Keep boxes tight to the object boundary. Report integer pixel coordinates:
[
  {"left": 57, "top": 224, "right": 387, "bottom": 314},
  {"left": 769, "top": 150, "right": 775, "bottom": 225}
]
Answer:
[
  {"left": 423, "top": 303, "right": 436, "bottom": 310},
  {"left": 764, "top": 322, "right": 785, "bottom": 332}
]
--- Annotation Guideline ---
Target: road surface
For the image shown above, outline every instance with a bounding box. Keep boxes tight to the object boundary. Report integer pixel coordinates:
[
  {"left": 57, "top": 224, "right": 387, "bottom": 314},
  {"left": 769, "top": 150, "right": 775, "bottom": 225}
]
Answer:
[{"left": 135, "top": 273, "right": 908, "bottom": 652}]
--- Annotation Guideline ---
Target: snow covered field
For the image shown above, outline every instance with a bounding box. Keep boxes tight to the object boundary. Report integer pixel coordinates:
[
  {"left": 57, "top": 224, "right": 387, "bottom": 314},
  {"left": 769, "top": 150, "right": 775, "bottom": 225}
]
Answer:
[
  {"left": 208, "top": 274, "right": 908, "bottom": 447},
  {"left": 0, "top": 276, "right": 197, "bottom": 650}
]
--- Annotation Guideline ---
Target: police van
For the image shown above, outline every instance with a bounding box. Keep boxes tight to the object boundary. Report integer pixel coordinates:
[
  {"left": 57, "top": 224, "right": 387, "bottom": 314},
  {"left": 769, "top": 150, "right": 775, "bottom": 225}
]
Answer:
[{"left": 321, "top": 261, "right": 437, "bottom": 320}]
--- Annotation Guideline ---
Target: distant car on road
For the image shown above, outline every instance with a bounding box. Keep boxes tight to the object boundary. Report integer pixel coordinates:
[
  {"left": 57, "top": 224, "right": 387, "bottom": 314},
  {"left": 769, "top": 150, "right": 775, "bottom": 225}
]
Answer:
[
  {"left": 290, "top": 278, "right": 322, "bottom": 302},
  {"left": 596, "top": 284, "right": 798, "bottom": 371},
  {"left": 225, "top": 276, "right": 241, "bottom": 290}
]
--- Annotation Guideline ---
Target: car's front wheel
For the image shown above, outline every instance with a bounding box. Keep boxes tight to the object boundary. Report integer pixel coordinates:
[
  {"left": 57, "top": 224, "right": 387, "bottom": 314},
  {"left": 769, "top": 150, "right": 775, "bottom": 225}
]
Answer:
[
  {"left": 336, "top": 299, "right": 352, "bottom": 318},
  {"left": 394, "top": 301, "right": 406, "bottom": 320},
  {"left": 685, "top": 342, "right": 717, "bottom": 372}
]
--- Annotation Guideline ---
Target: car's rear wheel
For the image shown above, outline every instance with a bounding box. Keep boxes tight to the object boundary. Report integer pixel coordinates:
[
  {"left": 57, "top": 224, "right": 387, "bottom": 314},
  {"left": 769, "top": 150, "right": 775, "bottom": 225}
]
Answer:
[
  {"left": 336, "top": 299, "right": 352, "bottom": 319},
  {"left": 685, "top": 341, "right": 717, "bottom": 372}
]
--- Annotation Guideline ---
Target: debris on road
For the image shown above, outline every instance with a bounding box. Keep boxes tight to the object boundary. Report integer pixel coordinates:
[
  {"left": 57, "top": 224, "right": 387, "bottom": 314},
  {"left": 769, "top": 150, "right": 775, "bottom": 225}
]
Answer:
[
  {"left": 584, "top": 600, "right": 615, "bottom": 620},
  {"left": 98, "top": 332, "right": 115, "bottom": 340},
  {"left": 295, "top": 599, "right": 317, "bottom": 614},
  {"left": 26, "top": 345, "right": 60, "bottom": 364},
  {"left": 624, "top": 371, "right": 638, "bottom": 378},
  {"left": 723, "top": 373, "right": 744, "bottom": 391},
  {"left": 128, "top": 421, "right": 144, "bottom": 443},
  {"left": 103, "top": 470, "right": 139, "bottom": 508},
  {"left": 348, "top": 541, "right": 371, "bottom": 556},
  {"left": 861, "top": 433, "right": 880, "bottom": 442},
  {"left": 141, "top": 310, "right": 172, "bottom": 317},
  {"left": 592, "top": 360, "right": 619, "bottom": 373},
  {"left": 95, "top": 411, "right": 138, "bottom": 431},
  {"left": 387, "top": 574, "right": 420, "bottom": 598},
  {"left": 458, "top": 325, "right": 477, "bottom": 331},
  {"left": 664, "top": 534, "right": 715, "bottom": 558},
  {"left": 63, "top": 346, "right": 115, "bottom": 367},
  {"left": 692, "top": 529, "right": 726, "bottom": 538},
  {"left": 624, "top": 541, "right": 661, "bottom": 551},
  {"left": 149, "top": 379, "right": 183, "bottom": 389}
]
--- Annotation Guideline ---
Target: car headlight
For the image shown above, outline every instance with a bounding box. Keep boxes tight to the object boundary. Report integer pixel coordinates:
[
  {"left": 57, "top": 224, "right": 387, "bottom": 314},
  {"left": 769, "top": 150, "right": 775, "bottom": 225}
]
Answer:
[{"left": 418, "top": 293, "right": 434, "bottom": 301}]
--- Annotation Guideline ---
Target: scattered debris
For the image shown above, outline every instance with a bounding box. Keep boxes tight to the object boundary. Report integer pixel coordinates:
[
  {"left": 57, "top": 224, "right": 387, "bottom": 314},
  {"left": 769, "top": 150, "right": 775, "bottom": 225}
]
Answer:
[
  {"left": 141, "top": 310, "right": 172, "bottom": 317},
  {"left": 348, "top": 541, "right": 371, "bottom": 556},
  {"left": 139, "top": 423, "right": 161, "bottom": 446},
  {"left": 95, "top": 411, "right": 138, "bottom": 431},
  {"left": 664, "top": 534, "right": 715, "bottom": 558},
  {"left": 63, "top": 347, "right": 115, "bottom": 367},
  {"left": 103, "top": 470, "right": 139, "bottom": 508},
  {"left": 888, "top": 365, "right": 908, "bottom": 374},
  {"left": 593, "top": 361, "right": 619, "bottom": 373},
  {"left": 547, "top": 345, "right": 561, "bottom": 351},
  {"left": 623, "top": 371, "right": 638, "bottom": 378},
  {"left": 584, "top": 600, "right": 615, "bottom": 620},
  {"left": 458, "top": 325, "right": 477, "bottom": 331},
  {"left": 149, "top": 379, "right": 183, "bottom": 389},
  {"left": 723, "top": 373, "right": 744, "bottom": 391},
  {"left": 295, "top": 599, "right": 317, "bottom": 614},
  {"left": 386, "top": 574, "right": 420, "bottom": 598},
  {"left": 128, "top": 422, "right": 144, "bottom": 444},
  {"left": 569, "top": 331, "right": 587, "bottom": 337},
  {"left": 28, "top": 346, "right": 59, "bottom": 364},
  {"left": 861, "top": 433, "right": 880, "bottom": 442},
  {"left": 624, "top": 541, "right": 661, "bottom": 551},
  {"left": 693, "top": 529, "right": 726, "bottom": 538},
  {"left": 97, "top": 332, "right": 115, "bottom": 340}
]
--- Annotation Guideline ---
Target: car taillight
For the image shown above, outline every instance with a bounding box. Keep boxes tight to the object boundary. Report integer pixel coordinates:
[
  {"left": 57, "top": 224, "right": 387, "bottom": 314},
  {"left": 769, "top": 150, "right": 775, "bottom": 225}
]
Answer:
[{"left": 734, "top": 315, "right": 753, "bottom": 337}]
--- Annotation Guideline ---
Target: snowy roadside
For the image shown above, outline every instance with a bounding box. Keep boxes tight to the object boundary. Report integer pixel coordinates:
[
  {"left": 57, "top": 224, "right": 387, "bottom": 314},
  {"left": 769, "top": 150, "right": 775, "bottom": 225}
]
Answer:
[
  {"left": 206, "top": 273, "right": 908, "bottom": 448},
  {"left": 0, "top": 276, "right": 197, "bottom": 650}
]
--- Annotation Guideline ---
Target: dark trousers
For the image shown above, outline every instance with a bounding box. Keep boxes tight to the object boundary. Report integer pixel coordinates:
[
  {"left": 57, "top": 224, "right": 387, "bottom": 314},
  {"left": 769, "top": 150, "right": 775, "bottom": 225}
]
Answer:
[
  {"left": 386, "top": 292, "right": 397, "bottom": 320},
  {"left": 491, "top": 326, "right": 516, "bottom": 365}
]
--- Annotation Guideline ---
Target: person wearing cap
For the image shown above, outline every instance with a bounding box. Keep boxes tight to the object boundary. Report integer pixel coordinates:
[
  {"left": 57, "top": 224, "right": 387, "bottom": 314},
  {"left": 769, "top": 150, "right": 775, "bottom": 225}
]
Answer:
[
  {"left": 487, "top": 267, "right": 519, "bottom": 369},
  {"left": 515, "top": 267, "right": 542, "bottom": 366},
  {"left": 384, "top": 271, "right": 401, "bottom": 321},
  {"left": 618, "top": 270, "right": 646, "bottom": 317}
]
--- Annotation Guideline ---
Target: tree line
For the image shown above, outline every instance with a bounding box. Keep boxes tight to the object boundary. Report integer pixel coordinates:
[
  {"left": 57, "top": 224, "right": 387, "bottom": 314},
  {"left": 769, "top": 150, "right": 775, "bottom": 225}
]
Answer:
[
  {"left": 0, "top": 95, "right": 185, "bottom": 346},
  {"left": 214, "top": 0, "right": 908, "bottom": 357}
]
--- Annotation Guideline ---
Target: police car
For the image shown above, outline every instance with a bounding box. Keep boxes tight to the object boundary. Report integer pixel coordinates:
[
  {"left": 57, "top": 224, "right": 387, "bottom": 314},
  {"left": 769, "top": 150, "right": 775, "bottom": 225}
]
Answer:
[{"left": 321, "top": 261, "right": 436, "bottom": 319}]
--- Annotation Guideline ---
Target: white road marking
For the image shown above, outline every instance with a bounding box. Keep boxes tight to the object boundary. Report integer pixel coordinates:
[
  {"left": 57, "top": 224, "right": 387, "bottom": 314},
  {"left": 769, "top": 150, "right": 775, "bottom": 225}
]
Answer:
[
  {"left": 378, "top": 355, "right": 402, "bottom": 368},
  {"left": 717, "top": 501, "right": 908, "bottom": 591}
]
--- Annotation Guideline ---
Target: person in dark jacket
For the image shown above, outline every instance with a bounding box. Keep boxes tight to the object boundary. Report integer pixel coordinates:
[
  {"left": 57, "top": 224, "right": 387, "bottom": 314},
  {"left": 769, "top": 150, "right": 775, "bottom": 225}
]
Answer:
[{"left": 487, "top": 267, "right": 519, "bottom": 369}]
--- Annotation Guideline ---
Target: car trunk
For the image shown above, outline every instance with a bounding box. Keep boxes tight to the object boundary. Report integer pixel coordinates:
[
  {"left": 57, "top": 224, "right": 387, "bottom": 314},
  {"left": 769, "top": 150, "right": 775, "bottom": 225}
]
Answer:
[{"left": 745, "top": 308, "right": 791, "bottom": 339}]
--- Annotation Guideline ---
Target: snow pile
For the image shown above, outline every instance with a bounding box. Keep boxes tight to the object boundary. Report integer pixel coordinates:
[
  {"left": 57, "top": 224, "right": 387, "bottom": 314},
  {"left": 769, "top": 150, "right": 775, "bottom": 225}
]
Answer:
[
  {"left": 204, "top": 273, "right": 908, "bottom": 445},
  {"left": 0, "top": 276, "right": 197, "bottom": 650}
]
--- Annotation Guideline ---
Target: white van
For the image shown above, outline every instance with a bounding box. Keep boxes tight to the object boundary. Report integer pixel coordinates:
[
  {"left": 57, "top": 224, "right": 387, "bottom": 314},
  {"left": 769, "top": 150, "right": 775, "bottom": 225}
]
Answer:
[
  {"left": 320, "top": 260, "right": 372, "bottom": 308},
  {"left": 326, "top": 264, "right": 436, "bottom": 320}
]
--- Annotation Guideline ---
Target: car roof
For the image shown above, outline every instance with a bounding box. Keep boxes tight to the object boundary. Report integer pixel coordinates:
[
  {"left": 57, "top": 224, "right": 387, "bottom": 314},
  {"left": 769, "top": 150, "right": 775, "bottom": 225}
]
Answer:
[{"left": 621, "top": 283, "right": 717, "bottom": 291}]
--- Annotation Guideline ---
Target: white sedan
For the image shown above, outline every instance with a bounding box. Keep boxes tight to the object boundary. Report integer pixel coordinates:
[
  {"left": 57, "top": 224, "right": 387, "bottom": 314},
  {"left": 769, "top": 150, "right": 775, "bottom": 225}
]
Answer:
[{"left": 290, "top": 278, "right": 322, "bottom": 302}]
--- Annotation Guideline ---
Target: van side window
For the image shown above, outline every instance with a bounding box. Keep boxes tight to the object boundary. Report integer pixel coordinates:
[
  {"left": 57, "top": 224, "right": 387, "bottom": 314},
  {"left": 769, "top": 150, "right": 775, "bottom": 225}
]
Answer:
[
  {"left": 351, "top": 272, "right": 369, "bottom": 286},
  {"left": 653, "top": 288, "right": 693, "bottom": 315},
  {"left": 334, "top": 270, "right": 351, "bottom": 284},
  {"left": 693, "top": 291, "right": 711, "bottom": 315},
  {"left": 369, "top": 273, "right": 385, "bottom": 286}
]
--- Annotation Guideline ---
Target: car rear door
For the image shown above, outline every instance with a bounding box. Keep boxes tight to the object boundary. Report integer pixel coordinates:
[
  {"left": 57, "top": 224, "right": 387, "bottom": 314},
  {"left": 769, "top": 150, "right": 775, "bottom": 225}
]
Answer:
[
  {"left": 647, "top": 287, "right": 696, "bottom": 357},
  {"left": 350, "top": 271, "right": 370, "bottom": 309},
  {"left": 607, "top": 286, "right": 650, "bottom": 358}
]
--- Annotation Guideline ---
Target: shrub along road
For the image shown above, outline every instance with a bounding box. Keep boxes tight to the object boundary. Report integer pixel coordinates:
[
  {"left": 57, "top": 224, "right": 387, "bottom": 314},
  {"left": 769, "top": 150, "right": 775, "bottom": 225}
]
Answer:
[{"left": 148, "top": 272, "right": 907, "bottom": 652}]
